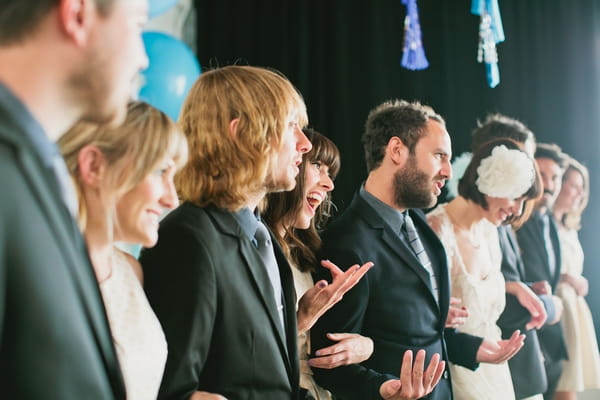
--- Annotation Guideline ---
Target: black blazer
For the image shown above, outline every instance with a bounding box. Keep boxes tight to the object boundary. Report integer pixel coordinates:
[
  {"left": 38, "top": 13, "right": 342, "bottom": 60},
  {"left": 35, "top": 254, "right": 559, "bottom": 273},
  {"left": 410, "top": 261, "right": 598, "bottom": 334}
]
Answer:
[
  {"left": 496, "top": 225, "right": 548, "bottom": 399},
  {"left": 0, "top": 101, "right": 125, "bottom": 398},
  {"left": 140, "top": 202, "right": 299, "bottom": 400},
  {"left": 516, "top": 212, "right": 568, "bottom": 364},
  {"left": 311, "top": 193, "right": 482, "bottom": 400}
]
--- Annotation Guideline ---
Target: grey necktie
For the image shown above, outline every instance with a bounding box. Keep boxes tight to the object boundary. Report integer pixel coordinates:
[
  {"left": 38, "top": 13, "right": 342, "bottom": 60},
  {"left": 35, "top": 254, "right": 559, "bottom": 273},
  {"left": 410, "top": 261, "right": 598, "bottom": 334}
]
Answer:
[
  {"left": 254, "top": 220, "right": 286, "bottom": 333},
  {"left": 403, "top": 213, "right": 439, "bottom": 301},
  {"left": 541, "top": 214, "right": 556, "bottom": 278},
  {"left": 52, "top": 154, "right": 78, "bottom": 217}
]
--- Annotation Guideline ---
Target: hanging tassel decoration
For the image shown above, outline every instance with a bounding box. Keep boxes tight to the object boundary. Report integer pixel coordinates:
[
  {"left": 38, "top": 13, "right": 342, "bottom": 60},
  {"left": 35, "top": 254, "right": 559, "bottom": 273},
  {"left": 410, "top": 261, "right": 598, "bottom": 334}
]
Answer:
[
  {"left": 400, "top": 0, "right": 429, "bottom": 70},
  {"left": 471, "top": 0, "right": 505, "bottom": 88}
]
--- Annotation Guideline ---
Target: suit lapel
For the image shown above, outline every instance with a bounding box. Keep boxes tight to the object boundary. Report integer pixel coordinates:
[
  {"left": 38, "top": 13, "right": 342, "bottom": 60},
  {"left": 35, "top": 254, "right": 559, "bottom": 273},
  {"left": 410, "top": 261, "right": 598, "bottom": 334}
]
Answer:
[
  {"left": 548, "top": 217, "right": 562, "bottom": 288},
  {"left": 4, "top": 121, "right": 125, "bottom": 397},
  {"left": 350, "top": 195, "right": 441, "bottom": 308},
  {"left": 207, "top": 208, "right": 293, "bottom": 376}
]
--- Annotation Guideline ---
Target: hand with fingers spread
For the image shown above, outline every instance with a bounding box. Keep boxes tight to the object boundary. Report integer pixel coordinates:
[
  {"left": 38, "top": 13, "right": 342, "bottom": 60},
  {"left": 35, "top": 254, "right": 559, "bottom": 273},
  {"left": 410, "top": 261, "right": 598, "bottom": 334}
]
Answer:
[
  {"left": 379, "top": 350, "right": 446, "bottom": 400},
  {"left": 476, "top": 330, "right": 525, "bottom": 364},
  {"left": 309, "top": 333, "right": 373, "bottom": 369},
  {"left": 297, "top": 260, "right": 374, "bottom": 333},
  {"left": 445, "top": 297, "right": 469, "bottom": 328}
]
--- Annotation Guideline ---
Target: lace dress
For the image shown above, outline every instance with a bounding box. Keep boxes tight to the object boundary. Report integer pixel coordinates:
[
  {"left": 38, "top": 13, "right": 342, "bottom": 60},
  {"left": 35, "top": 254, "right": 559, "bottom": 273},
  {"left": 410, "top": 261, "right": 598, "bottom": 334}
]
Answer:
[
  {"left": 427, "top": 204, "right": 515, "bottom": 400},
  {"left": 555, "top": 226, "right": 600, "bottom": 391},
  {"left": 100, "top": 250, "right": 168, "bottom": 400},
  {"left": 291, "top": 264, "right": 333, "bottom": 400}
]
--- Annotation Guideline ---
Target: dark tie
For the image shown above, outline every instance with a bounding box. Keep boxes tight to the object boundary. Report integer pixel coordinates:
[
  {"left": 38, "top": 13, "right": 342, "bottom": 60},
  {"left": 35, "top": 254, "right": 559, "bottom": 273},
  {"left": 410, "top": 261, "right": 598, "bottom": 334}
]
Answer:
[
  {"left": 254, "top": 220, "right": 286, "bottom": 332},
  {"left": 403, "top": 213, "right": 439, "bottom": 301},
  {"left": 541, "top": 214, "right": 556, "bottom": 278}
]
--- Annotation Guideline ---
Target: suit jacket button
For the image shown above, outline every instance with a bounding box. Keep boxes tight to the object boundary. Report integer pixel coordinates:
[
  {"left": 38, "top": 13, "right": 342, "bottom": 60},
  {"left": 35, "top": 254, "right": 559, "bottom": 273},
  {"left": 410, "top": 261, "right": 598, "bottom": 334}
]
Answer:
[{"left": 443, "top": 370, "right": 449, "bottom": 379}]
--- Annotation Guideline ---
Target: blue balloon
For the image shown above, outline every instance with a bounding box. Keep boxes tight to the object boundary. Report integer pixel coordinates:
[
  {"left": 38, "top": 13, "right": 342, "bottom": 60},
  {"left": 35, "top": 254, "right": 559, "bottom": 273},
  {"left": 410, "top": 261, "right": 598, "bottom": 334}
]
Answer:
[
  {"left": 139, "top": 31, "right": 201, "bottom": 121},
  {"left": 149, "top": 0, "right": 179, "bottom": 18}
]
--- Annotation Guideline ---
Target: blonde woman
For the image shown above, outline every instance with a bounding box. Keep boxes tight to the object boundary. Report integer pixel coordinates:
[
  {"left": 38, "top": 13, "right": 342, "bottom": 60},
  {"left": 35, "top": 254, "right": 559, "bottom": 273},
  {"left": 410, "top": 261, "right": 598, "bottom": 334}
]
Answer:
[
  {"left": 553, "top": 157, "right": 600, "bottom": 400},
  {"left": 59, "top": 101, "right": 188, "bottom": 400}
]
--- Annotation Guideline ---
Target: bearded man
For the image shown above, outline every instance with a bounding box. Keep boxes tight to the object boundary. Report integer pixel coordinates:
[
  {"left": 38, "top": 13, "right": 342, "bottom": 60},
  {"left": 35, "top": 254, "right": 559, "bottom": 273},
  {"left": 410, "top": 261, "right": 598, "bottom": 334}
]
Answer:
[{"left": 311, "top": 100, "right": 524, "bottom": 400}]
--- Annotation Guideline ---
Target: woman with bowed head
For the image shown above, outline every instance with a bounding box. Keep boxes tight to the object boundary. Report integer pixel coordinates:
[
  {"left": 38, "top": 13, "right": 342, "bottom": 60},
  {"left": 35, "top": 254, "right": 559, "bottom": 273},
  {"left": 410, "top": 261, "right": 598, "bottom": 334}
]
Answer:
[
  {"left": 263, "top": 128, "right": 374, "bottom": 400},
  {"left": 552, "top": 157, "right": 600, "bottom": 400},
  {"left": 59, "top": 101, "right": 188, "bottom": 400},
  {"left": 427, "top": 138, "right": 537, "bottom": 399}
]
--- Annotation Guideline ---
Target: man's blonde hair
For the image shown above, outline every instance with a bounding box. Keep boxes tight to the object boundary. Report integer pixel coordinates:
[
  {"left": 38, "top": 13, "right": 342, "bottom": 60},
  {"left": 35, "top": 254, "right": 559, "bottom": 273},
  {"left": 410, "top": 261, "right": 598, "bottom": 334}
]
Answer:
[{"left": 176, "top": 65, "right": 308, "bottom": 211}]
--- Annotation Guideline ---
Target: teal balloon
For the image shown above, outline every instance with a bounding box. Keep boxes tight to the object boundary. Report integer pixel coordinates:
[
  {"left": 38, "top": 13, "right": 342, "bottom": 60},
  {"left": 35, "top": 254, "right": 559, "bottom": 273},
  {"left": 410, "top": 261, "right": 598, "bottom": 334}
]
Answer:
[
  {"left": 139, "top": 31, "right": 201, "bottom": 121},
  {"left": 149, "top": 0, "right": 179, "bottom": 18}
]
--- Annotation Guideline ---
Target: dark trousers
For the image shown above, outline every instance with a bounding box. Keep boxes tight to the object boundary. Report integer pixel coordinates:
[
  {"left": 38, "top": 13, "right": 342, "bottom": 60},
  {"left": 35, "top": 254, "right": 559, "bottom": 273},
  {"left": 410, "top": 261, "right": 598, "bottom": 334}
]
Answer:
[{"left": 543, "top": 359, "right": 564, "bottom": 400}]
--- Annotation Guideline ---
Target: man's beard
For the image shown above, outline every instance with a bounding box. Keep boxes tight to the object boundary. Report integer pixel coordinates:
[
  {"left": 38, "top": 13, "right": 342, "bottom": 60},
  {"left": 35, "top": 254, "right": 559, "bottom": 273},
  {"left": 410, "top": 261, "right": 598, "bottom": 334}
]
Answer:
[{"left": 393, "top": 157, "right": 437, "bottom": 209}]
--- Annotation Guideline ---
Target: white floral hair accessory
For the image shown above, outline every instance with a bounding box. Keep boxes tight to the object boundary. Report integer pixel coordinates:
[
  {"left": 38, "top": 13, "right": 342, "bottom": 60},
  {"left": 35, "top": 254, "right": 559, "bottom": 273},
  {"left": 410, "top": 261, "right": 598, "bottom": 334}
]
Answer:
[{"left": 476, "top": 145, "right": 535, "bottom": 199}]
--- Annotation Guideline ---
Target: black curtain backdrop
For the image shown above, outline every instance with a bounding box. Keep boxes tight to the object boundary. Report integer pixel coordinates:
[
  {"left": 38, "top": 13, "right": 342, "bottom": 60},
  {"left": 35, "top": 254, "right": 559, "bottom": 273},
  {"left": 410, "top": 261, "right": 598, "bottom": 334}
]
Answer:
[{"left": 194, "top": 0, "right": 600, "bottom": 336}]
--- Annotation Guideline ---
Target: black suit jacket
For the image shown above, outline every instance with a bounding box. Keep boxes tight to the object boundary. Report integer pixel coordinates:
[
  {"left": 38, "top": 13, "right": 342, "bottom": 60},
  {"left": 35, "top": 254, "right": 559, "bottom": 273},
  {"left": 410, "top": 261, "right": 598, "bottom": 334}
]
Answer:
[
  {"left": 496, "top": 225, "right": 548, "bottom": 399},
  {"left": 311, "top": 193, "right": 482, "bottom": 400},
  {"left": 0, "top": 95, "right": 125, "bottom": 398},
  {"left": 140, "top": 202, "right": 299, "bottom": 400},
  {"left": 516, "top": 212, "right": 568, "bottom": 364}
]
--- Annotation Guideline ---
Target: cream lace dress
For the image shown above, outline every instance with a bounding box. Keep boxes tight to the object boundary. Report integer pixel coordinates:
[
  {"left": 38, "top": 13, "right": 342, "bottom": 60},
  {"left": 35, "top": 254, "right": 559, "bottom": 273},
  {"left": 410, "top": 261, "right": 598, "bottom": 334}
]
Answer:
[
  {"left": 100, "top": 250, "right": 168, "bottom": 400},
  {"left": 555, "top": 226, "right": 600, "bottom": 391},
  {"left": 291, "top": 264, "right": 333, "bottom": 400},
  {"left": 428, "top": 204, "right": 515, "bottom": 400}
]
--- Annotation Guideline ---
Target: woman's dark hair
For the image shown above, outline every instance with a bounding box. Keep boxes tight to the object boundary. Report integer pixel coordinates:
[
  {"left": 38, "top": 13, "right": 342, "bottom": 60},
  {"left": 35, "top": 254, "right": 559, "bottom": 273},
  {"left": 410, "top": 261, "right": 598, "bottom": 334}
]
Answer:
[
  {"left": 263, "top": 128, "right": 340, "bottom": 272},
  {"left": 459, "top": 137, "right": 542, "bottom": 227}
]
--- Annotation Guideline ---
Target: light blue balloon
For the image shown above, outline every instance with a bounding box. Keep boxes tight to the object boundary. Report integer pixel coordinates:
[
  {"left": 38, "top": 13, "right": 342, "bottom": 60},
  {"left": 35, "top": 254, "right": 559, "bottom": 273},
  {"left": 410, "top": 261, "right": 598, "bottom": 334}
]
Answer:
[
  {"left": 149, "top": 0, "right": 179, "bottom": 18},
  {"left": 139, "top": 31, "right": 201, "bottom": 121}
]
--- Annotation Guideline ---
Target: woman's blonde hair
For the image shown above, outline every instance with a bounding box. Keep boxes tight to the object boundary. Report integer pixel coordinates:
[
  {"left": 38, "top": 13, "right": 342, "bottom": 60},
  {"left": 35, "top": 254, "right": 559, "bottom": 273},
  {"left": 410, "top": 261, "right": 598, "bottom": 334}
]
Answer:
[
  {"left": 559, "top": 157, "right": 589, "bottom": 231},
  {"left": 175, "top": 65, "right": 308, "bottom": 211},
  {"left": 59, "top": 101, "right": 188, "bottom": 231}
]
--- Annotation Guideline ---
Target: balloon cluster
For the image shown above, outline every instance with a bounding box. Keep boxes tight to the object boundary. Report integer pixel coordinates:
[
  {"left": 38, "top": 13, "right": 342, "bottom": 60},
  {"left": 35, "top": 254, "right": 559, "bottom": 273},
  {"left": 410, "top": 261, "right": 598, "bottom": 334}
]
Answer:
[{"left": 139, "top": 0, "right": 201, "bottom": 121}]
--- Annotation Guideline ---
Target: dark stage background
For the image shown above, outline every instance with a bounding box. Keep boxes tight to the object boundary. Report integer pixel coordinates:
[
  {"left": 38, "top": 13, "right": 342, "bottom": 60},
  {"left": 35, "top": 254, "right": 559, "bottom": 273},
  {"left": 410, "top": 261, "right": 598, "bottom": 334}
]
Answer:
[{"left": 193, "top": 0, "right": 600, "bottom": 336}]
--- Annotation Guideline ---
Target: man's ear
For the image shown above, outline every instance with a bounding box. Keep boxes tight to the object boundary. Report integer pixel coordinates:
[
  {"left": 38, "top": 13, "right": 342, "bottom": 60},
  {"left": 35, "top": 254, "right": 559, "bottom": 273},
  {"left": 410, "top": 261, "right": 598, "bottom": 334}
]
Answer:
[
  {"left": 77, "top": 145, "right": 106, "bottom": 187},
  {"left": 387, "top": 136, "right": 409, "bottom": 165},
  {"left": 58, "top": 0, "right": 95, "bottom": 46}
]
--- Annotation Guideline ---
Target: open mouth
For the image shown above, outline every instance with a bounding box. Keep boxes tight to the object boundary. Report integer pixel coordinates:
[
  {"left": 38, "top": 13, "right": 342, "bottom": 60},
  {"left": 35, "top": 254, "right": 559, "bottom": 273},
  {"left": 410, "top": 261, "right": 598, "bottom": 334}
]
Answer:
[{"left": 306, "top": 192, "right": 323, "bottom": 212}]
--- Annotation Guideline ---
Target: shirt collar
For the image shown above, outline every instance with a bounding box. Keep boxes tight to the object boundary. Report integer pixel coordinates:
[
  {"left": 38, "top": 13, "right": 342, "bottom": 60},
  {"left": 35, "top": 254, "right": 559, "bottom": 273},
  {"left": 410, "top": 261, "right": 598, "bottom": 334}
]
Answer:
[
  {"left": 0, "top": 82, "right": 58, "bottom": 168},
  {"left": 232, "top": 206, "right": 261, "bottom": 241},
  {"left": 359, "top": 184, "right": 405, "bottom": 236}
]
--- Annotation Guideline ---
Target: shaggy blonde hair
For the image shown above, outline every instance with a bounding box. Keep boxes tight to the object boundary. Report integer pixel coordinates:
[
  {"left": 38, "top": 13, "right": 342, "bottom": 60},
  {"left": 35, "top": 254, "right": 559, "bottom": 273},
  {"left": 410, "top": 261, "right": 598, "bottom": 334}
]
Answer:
[
  {"left": 176, "top": 65, "right": 308, "bottom": 211},
  {"left": 59, "top": 101, "right": 188, "bottom": 231}
]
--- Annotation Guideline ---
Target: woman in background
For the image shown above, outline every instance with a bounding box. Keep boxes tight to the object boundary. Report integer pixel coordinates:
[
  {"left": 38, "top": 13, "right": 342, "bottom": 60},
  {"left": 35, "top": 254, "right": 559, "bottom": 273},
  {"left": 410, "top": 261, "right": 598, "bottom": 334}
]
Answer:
[
  {"left": 59, "top": 101, "right": 188, "bottom": 400},
  {"left": 263, "top": 128, "right": 374, "bottom": 400},
  {"left": 553, "top": 157, "right": 600, "bottom": 400},
  {"left": 427, "top": 138, "right": 537, "bottom": 400}
]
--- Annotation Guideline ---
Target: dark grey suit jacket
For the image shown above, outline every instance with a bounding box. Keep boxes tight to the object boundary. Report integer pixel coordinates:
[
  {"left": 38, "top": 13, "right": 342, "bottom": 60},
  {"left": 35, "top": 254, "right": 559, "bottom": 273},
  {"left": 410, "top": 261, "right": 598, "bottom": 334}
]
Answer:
[
  {"left": 496, "top": 225, "right": 548, "bottom": 399},
  {"left": 311, "top": 193, "right": 483, "bottom": 400},
  {"left": 141, "top": 202, "right": 299, "bottom": 400},
  {"left": 516, "top": 212, "right": 568, "bottom": 365},
  {"left": 0, "top": 94, "right": 125, "bottom": 398}
]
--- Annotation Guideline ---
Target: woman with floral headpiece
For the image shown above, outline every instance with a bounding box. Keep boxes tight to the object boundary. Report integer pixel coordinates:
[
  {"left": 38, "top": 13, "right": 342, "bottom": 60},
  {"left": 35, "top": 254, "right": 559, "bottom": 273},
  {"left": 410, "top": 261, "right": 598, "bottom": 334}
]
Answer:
[{"left": 427, "top": 138, "right": 541, "bottom": 400}]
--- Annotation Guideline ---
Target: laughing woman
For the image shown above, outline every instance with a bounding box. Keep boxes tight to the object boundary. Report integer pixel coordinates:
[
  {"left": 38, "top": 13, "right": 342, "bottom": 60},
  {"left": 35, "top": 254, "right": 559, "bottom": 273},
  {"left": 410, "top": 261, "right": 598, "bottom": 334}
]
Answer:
[{"left": 263, "top": 128, "right": 374, "bottom": 400}]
